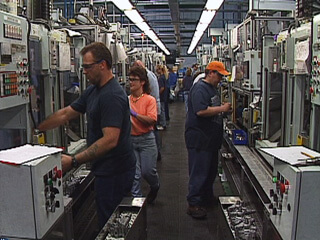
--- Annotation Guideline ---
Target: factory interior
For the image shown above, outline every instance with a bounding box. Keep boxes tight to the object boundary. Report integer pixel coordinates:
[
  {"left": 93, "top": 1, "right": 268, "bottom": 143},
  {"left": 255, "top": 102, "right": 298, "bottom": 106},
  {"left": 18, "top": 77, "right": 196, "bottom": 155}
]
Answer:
[{"left": 1, "top": 0, "right": 320, "bottom": 240}]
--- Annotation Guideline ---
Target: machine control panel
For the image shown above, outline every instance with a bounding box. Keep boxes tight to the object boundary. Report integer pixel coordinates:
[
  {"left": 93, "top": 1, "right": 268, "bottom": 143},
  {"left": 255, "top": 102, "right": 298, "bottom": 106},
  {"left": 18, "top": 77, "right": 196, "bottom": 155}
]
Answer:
[
  {"left": 312, "top": 14, "right": 320, "bottom": 105},
  {"left": 269, "top": 172, "right": 291, "bottom": 217},
  {"left": 269, "top": 158, "right": 320, "bottom": 240},
  {"left": 0, "top": 145, "right": 64, "bottom": 239},
  {"left": 43, "top": 166, "right": 63, "bottom": 213},
  {"left": 310, "top": 55, "right": 320, "bottom": 103},
  {"left": 0, "top": 11, "right": 30, "bottom": 102}
]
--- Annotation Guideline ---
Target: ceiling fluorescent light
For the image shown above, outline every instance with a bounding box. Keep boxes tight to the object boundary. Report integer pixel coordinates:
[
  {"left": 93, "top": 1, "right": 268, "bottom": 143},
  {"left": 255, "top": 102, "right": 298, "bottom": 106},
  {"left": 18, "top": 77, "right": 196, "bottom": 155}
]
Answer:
[
  {"left": 205, "top": 0, "right": 224, "bottom": 10},
  {"left": 187, "top": 31, "right": 204, "bottom": 54},
  {"left": 199, "top": 10, "right": 216, "bottom": 24},
  {"left": 188, "top": 40, "right": 199, "bottom": 54},
  {"left": 196, "top": 23, "right": 208, "bottom": 32},
  {"left": 156, "top": 41, "right": 166, "bottom": 50},
  {"left": 124, "top": 9, "right": 144, "bottom": 24},
  {"left": 194, "top": 31, "right": 204, "bottom": 38},
  {"left": 187, "top": 1, "right": 220, "bottom": 54},
  {"left": 145, "top": 30, "right": 158, "bottom": 41},
  {"left": 136, "top": 22, "right": 150, "bottom": 32},
  {"left": 111, "top": 0, "right": 133, "bottom": 11},
  {"left": 113, "top": 1, "right": 170, "bottom": 55},
  {"left": 146, "top": 35, "right": 170, "bottom": 55}
]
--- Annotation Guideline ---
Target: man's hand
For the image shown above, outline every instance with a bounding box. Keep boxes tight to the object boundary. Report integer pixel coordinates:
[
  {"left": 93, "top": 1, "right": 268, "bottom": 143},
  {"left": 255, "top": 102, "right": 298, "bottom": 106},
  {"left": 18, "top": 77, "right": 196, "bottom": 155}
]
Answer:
[
  {"left": 221, "top": 102, "right": 232, "bottom": 113},
  {"left": 61, "top": 154, "right": 73, "bottom": 173}
]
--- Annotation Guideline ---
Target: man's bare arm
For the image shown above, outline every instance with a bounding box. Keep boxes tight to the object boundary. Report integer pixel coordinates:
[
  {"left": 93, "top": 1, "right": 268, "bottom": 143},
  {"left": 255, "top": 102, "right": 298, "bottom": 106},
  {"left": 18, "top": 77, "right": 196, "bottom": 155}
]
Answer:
[
  {"left": 197, "top": 102, "right": 231, "bottom": 117},
  {"left": 38, "top": 106, "right": 81, "bottom": 131},
  {"left": 74, "top": 127, "right": 120, "bottom": 164}
]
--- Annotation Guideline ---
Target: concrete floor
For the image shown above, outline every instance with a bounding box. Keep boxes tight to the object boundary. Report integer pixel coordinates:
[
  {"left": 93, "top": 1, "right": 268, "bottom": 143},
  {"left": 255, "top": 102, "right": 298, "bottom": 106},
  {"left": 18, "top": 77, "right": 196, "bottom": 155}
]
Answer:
[{"left": 142, "top": 101, "right": 229, "bottom": 240}]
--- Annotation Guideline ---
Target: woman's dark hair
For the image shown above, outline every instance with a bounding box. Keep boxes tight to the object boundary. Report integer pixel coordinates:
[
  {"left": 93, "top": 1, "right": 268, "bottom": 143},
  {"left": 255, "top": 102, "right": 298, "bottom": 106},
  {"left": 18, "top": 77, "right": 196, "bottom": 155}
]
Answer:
[
  {"left": 129, "top": 66, "right": 151, "bottom": 94},
  {"left": 80, "top": 42, "right": 112, "bottom": 69},
  {"left": 186, "top": 68, "right": 192, "bottom": 76}
]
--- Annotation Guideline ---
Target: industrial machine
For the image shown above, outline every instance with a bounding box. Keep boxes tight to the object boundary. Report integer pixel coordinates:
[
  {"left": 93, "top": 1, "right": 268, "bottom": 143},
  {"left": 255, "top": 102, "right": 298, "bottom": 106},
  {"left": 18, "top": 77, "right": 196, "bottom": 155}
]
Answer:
[{"left": 0, "top": 144, "right": 64, "bottom": 239}]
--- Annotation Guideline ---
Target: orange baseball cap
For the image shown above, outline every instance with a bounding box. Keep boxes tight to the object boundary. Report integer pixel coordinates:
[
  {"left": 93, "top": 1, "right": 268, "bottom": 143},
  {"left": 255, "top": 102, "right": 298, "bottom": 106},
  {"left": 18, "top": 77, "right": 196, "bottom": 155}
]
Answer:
[{"left": 206, "top": 61, "right": 231, "bottom": 76}]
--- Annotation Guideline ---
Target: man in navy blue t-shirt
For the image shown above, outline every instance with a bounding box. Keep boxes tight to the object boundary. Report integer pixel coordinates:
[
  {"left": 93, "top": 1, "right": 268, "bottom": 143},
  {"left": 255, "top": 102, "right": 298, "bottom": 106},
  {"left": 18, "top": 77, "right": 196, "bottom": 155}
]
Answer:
[
  {"left": 185, "top": 61, "right": 231, "bottom": 219},
  {"left": 38, "top": 42, "right": 136, "bottom": 228}
]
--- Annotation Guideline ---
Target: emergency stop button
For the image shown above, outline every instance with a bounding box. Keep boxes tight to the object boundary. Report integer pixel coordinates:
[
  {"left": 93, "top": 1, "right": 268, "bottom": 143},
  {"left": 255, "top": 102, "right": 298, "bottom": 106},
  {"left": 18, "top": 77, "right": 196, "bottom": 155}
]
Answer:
[{"left": 56, "top": 169, "right": 62, "bottom": 178}]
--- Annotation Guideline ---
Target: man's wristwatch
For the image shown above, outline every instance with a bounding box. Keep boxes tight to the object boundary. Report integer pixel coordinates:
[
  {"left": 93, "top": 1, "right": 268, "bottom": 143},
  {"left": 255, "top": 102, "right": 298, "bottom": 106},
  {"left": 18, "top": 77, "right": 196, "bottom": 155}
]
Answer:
[{"left": 71, "top": 156, "right": 79, "bottom": 168}]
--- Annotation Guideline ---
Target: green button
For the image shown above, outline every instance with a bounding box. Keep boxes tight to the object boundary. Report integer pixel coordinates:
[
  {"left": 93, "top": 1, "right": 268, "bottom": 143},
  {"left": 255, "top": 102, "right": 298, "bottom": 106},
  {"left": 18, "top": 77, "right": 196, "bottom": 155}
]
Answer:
[
  {"left": 272, "top": 177, "right": 277, "bottom": 183},
  {"left": 47, "top": 178, "right": 53, "bottom": 185}
]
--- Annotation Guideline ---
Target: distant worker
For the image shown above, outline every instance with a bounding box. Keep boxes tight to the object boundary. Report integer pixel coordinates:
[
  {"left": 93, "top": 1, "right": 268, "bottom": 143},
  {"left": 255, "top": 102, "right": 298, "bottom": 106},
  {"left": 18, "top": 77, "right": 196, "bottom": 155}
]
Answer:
[
  {"left": 128, "top": 66, "right": 160, "bottom": 204},
  {"left": 37, "top": 42, "right": 136, "bottom": 229},
  {"left": 185, "top": 61, "right": 231, "bottom": 219},
  {"left": 182, "top": 67, "right": 193, "bottom": 112},
  {"left": 191, "top": 63, "right": 199, "bottom": 77},
  {"left": 168, "top": 67, "right": 178, "bottom": 102},
  {"left": 156, "top": 65, "right": 168, "bottom": 130}
]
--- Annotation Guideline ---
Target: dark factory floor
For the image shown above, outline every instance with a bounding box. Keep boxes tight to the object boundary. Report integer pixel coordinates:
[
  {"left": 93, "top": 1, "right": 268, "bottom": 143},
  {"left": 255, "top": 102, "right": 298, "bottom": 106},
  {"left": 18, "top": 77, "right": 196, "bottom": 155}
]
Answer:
[{"left": 143, "top": 100, "right": 230, "bottom": 240}]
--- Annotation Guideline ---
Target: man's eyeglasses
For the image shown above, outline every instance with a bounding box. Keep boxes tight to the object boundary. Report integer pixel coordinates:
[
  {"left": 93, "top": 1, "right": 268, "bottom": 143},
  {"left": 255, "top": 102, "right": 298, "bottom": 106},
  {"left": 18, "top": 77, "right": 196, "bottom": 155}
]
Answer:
[
  {"left": 212, "top": 70, "right": 224, "bottom": 78},
  {"left": 129, "top": 77, "right": 140, "bottom": 82},
  {"left": 82, "top": 59, "right": 104, "bottom": 69}
]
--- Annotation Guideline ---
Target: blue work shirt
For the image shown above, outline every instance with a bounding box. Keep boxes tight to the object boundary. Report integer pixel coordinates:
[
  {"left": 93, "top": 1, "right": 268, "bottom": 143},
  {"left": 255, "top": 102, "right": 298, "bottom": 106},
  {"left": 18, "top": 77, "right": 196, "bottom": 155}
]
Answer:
[
  {"left": 185, "top": 80, "right": 223, "bottom": 151},
  {"left": 71, "top": 78, "right": 135, "bottom": 176}
]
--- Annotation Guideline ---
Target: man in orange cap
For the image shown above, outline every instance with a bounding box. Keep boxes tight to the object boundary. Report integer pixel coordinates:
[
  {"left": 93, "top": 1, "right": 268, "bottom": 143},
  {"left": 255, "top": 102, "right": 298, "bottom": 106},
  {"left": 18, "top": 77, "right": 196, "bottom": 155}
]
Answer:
[{"left": 185, "top": 61, "right": 231, "bottom": 219}]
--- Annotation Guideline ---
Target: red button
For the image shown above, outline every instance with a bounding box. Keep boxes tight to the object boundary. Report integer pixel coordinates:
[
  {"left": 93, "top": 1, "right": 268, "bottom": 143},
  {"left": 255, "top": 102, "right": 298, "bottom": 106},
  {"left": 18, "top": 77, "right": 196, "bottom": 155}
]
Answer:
[
  {"left": 56, "top": 170, "right": 62, "bottom": 178},
  {"left": 280, "top": 183, "right": 286, "bottom": 194}
]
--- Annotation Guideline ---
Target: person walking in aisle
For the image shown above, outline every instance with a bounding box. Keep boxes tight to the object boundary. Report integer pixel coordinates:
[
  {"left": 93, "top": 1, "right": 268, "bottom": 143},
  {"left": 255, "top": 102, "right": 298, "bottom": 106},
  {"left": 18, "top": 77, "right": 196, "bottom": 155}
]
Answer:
[
  {"left": 37, "top": 42, "right": 136, "bottom": 229},
  {"left": 163, "top": 65, "right": 170, "bottom": 121},
  {"left": 132, "top": 60, "right": 160, "bottom": 117},
  {"left": 156, "top": 65, "right": 168, "bottom": 130},
  {"left": 132, "top": 60, "right": 162, "bottom": 161},
  {"left": 185, "top": 61, "right": 231, "bottom": 219},
  {"left": 129, "top": 66, "right": 160, "bottom": 204},
  {"left": 168, "top": 67, "right": 178, "bottom": 102},
  {"left": 182, "top": 67, "right": 193, "bottom": 112}
]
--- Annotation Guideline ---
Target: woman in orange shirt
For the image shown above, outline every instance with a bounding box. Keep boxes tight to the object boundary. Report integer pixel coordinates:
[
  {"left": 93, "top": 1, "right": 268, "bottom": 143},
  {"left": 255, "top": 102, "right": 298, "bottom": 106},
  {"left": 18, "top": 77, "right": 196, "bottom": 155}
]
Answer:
[{"left": 129, "top": 66, "right": 160, "bottom": 203}]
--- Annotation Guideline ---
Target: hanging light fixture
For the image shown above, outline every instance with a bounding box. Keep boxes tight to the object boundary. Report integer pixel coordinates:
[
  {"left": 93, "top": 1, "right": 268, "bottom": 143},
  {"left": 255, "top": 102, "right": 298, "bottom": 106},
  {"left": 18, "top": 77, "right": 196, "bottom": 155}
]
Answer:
[
  {"left": 112, "top": 0, "right": 170, "bottom": 55},
  {"left": 187, "top": 0, "right": 224, "bottom": 54}
]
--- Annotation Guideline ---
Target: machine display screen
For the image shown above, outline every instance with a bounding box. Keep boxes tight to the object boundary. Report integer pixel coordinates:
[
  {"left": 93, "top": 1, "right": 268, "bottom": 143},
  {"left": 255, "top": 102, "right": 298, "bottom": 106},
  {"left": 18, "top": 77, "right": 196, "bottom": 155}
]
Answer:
[{"left": 242, "top": 61, "right": 249, "bottom": 79}]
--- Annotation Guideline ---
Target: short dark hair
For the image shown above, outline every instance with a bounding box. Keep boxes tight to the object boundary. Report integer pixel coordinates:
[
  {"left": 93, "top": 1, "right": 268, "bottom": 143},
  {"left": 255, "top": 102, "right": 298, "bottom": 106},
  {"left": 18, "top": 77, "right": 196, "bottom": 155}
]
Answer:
[
  {"left": 204, "top": 70, "right": 221, "bottom": 78},
  {"left": 204, "top": 69, "right": 211, "bottom": 77},
  {"left": 80, "top": 42, "right": 112, "bottom": 69},
  {"left": 129, "top": 66, "right": 150, "bottom": 94}
]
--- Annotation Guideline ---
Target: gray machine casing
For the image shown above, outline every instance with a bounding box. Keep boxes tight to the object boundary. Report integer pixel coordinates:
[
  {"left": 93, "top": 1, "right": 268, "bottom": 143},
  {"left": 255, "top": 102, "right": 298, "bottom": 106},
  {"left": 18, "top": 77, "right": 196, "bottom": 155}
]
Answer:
[
  {"left": 0, "top": 148, "right": 64, "bottom": 239},
  {"left": 270, "top": 158, "right": 320, "bottom": 240}
]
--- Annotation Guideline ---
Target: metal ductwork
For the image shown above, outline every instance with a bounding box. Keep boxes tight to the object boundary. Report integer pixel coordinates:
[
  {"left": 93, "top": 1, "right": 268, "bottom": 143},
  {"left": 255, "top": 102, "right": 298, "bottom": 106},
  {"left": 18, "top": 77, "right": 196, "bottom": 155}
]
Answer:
[{"left": 168, "top": 0, "right": 181, "bottom": 56}]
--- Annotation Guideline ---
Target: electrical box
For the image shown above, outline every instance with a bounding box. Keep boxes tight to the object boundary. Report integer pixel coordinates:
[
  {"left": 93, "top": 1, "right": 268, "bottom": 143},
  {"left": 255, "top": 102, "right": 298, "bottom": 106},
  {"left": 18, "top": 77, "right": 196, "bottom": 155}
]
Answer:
[
  {"left": 242, "top": 50, "right": 261, "bottom": 90},
  {"left": 57, "top": 42, "right": 71, "bottom": 71},
  {"left": 0, "top": 144, "right": 64, "bottom": 239},
  {"left": 110, "top": 22, "right": 121, "bottom": 33}
]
